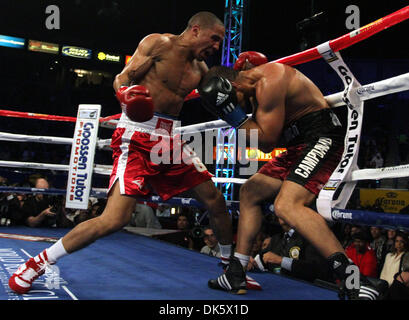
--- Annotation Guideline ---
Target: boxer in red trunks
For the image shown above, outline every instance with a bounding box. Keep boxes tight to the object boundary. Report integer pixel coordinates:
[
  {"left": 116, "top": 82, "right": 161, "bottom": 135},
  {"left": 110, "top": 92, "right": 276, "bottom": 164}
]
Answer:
[
  {"left": 198, "top": 55, "right": 388, "bottom": 299},
  {"left": 9, "top": 12, "right": 240, "bottom": 294}
]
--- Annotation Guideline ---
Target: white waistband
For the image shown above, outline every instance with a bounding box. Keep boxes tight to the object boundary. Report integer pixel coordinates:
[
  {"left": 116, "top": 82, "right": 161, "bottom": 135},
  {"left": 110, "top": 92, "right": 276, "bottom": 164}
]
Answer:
[{"left": 117, "top": 112, "right": 181, "bottom": 135}]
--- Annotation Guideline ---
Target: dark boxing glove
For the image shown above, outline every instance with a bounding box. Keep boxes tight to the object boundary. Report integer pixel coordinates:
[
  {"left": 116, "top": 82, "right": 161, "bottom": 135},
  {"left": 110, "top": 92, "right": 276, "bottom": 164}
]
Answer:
[
  {"left": 233, "top": 51, "right": 268, "bottom": 71},
  {"left": 199, "top": 76, "right": 248, "bottom": 128},
  {"left": 116, "top": 85, "right": 154, "bottom": 122}
]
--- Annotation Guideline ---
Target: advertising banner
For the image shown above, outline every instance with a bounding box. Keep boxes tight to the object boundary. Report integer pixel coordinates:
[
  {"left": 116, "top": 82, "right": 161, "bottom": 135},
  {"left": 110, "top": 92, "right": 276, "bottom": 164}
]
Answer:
[
  {"left": 66, "top": 105, "right": 101, "bottom": 209},
  {"left": 28, "top": 40, "right": 59, "bottom": 54},
  {"left": 360, "top": 189, "right": 409, "bottom": 213},
  {"left": 0, "top": 35, "right": 25, "bottom": 49}
]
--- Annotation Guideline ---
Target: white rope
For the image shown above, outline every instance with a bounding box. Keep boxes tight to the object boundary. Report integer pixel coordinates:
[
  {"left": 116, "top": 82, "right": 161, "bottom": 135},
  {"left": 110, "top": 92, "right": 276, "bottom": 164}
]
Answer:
[
  {"left": 2, "top": 73, "right": 408, "bottom": 146},
  {"left": 0, "top": 160, "right": 112, "bottom": 175},
  {"left": 351, "top": 163, "right": 409, "bottom": 181},
  {"left": 0, "top": 132, "right": 72, "bottom": 145},
  {"left": 99, "top": 73, "right": 409, "bottom": 134},
  {"left": 1, "top": 158, "right": 409, "bottom": 182},
  {"left": 0, "top": 132, "right": 111, "bottom": 150},
  {"left": 212, "top": 177, "right": 247, "bottom": 184},
  {"left": 325, "top": 72, "right": 409, "bottom": 107}
]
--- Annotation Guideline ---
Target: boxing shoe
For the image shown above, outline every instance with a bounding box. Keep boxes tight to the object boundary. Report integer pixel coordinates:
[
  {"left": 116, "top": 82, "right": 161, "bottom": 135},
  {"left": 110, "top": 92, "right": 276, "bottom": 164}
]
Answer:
[
  {"left": 8, "top": 250, "right": 50, "bottom": 294},
  {"left": 338, "top": 275, "right": 389, "bottom": 300},
  {"left": 209, "top": 256, "right": 247, "bottom": 294},
  {"left": 219, "top": 260, "right": 262, "bottom": 290}
]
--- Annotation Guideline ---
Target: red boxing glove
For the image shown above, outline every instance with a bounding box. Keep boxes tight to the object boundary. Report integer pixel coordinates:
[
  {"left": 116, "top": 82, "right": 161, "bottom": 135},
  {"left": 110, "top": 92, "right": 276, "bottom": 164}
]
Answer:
[
  {"left": 233, "top": 51, "right": 268, "bottom": 71},
  {"left": 116, "top": 85, "right": 154, "bottom": 122}
]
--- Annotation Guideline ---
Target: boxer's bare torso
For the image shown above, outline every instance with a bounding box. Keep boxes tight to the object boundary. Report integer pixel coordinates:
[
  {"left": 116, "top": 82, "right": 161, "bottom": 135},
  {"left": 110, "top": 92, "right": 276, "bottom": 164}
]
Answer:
[
  {"left": 235, "top": 63, "right": 330, "bottom": 152},
  {"left": 135, "top": 34, "right": 207, "bottom": 116},
  {"left": 114, "top": 28, "right": 224, "bottom": 116}
]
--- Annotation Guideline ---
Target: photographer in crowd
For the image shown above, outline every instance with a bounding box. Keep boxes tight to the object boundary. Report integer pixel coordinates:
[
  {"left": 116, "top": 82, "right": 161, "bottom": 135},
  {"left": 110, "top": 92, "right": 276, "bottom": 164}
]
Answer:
[{"left": 21, "top": 177, "right": 59, "bottom": 228}]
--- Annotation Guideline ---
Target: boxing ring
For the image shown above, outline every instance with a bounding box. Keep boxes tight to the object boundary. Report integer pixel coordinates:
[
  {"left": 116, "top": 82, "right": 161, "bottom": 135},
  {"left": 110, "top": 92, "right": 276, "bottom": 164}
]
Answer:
[{"left": 0, "top": 6, "right": 408, "bottom": 300}]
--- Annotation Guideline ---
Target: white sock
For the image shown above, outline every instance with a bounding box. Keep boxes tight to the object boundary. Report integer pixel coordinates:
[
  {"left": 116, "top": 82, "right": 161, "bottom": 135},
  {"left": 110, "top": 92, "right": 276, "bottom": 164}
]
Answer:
[
  {"left": 234, "top": 252, "right": 250, "bottom": 268},
  {"left": 219, "top": 244, "right": 232, "bottom": 265},
  {"left": 46, "top": 238, "right": 68, "bottom": 264}
]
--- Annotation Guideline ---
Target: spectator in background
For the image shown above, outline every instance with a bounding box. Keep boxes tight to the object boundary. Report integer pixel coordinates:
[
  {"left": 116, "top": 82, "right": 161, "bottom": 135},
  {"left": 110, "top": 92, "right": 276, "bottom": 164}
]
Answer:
[
  {"left": 21, "top": 177, "right": 57, "bottom": 228},
  {"left": 0, "top": 176, "right": 8, "bottom": 186},
  {"left": 351, "top": 225, "right": 364, "bottom": 237},
  {"left": 164, "top": 211, "right": 195, "bottom": 249},
  {"left": 0, "top": 180, "right": 27, "bottom": 226},
  {"left": 345, "top": 231, "right": 378, "bottom": 278},
  {"left": 369, "top": 151, "right": 384, "bottom": 188},
  {"left": 386, "top": 229, "right": 397, "bottom": 253},
  {"left": 370, "top": 226, "right": 388, "bottom": 276},
  {"left": 250, "top": 231, "right": 267, "bottom": 258},
  {"left": 383, "top": 271, "right": 409, "bottom": 300},
  {"left": 249, "top": 218, "right": 333, "bottom": 283},
  {"left": 380, "top": 231, "right": 409, "bottom": 286},
  {"left": 177, "top": 212, "right": 192, "bottom": 231},
  {"left": 340, "top": 223, "right": 353, "bottom": 248},
  {"left": 129, "top": 202, "right": 162, "bottom": 229},
  {"left": 370, "top": 151, "right": 384, "bottom": 169},
  {"left": 55, "top": 198, "right": 75, "bottom": 228},
  {"left": 156, "top": 204, "right": 171, "bottom": 217},
  {"left": 200, "top": 226, "right": 221, "bottom": 258},
  {"left": 340, "top": 224, "right": 365, "bottom": 248}
]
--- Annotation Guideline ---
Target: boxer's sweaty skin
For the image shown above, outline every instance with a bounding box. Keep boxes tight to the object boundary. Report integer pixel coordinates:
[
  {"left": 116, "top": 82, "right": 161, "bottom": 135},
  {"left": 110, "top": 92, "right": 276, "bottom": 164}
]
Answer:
[
  {"left": 114, "top": 26, "right": 225, "bottom": 117},
  {"left": 234, "top": 63, "right": 330, "bottom": 152}
]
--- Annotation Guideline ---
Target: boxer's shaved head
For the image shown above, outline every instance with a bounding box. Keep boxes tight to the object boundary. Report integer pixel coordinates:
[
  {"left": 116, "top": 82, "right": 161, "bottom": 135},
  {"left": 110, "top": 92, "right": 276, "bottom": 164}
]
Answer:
[{"left": 186, "top": 11, "right": 224, "bottom": 30}]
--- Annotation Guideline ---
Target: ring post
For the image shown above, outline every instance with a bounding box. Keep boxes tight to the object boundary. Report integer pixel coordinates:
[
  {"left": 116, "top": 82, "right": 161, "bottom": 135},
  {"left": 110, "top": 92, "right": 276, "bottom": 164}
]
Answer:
[{"left": 66, "top": 105, "right": 101, "bottom": 209}]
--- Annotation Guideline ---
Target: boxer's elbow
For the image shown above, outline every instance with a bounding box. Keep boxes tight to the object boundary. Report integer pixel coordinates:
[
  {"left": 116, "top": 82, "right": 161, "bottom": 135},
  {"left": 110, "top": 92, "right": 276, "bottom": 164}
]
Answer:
[
  {"left": 258, "top": 137, "right": 276, "bottom": 153},
  {"left": 113, "top": 74, "right": 125, "bottom": 92}
]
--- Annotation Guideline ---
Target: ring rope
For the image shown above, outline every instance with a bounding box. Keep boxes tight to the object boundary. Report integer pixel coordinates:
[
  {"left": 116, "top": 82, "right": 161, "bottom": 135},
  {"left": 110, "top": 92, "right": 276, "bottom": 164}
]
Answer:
[
  {"left": 1, "top": 6, "right": 407, "bottom": 130},
  {"left": 1, "top": 68, "right": 408, "bottom": 147},
  {"left": 1, "top": 185, "right": 408, "bottom": 231},
  {"left": 0, "top": 6, "right": 408, "bottom": 229},
  {"left": 273, "top": 6, "right": 409, "bottom": 66}
]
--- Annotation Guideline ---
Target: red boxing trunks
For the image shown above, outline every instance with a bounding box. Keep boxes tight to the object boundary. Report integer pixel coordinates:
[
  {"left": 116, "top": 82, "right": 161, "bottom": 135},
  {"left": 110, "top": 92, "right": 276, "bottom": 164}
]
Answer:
[
  {"left": 108, "top": 112, "right": 213, "bottom": 200},
  {"left": 258, "top": 108, "right": 345, "bottom": 195}
]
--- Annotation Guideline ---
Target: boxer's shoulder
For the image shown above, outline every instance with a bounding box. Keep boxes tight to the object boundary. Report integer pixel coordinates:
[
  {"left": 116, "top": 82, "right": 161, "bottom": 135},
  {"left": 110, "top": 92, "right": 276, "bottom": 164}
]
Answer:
[{"left": 139, "top": 33, "right": 174, "bottom": 50}]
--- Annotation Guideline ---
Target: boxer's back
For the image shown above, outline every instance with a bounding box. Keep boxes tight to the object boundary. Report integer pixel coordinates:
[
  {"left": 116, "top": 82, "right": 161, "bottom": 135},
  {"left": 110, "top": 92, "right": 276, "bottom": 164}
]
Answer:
[
  {"left": 284, "top": 66, "right": 330, "bottom": 124},
  {"left": 246, "top": 63, "right": 330, "bottom": 125}
]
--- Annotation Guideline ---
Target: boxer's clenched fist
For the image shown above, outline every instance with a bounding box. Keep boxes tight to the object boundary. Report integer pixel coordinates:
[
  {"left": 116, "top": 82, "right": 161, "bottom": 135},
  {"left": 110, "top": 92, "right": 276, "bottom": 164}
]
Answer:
[{"left": 116, "top": 85, "right": 154, "bottom": 122}]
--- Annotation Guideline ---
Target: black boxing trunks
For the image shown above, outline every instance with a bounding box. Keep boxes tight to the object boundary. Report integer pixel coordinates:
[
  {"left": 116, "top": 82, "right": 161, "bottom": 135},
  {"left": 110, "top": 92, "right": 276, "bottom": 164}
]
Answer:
[{"left": 258, "top": 108, "right": 345, "bottom": 195}]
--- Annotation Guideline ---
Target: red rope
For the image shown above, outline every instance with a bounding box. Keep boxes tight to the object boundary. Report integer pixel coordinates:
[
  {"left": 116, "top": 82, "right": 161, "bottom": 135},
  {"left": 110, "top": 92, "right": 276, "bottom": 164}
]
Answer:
[{"left": 1, "top": 6, "right": 407, "bottom": 124}]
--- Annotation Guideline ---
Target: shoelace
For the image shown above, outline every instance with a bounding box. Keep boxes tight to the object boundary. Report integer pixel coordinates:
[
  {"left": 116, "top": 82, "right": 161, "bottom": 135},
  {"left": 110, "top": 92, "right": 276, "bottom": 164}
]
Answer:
[{"left": 19, "top": 258, "right": 49, "bottom": 283}]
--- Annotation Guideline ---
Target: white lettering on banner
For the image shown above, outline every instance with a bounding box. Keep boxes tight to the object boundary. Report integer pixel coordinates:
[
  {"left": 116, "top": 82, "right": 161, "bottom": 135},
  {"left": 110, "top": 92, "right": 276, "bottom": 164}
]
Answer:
[
  {"left": 331, "top": 210, "right": 353, "bottom": 220},
  {"left": 66, "top": 105, "right": 101, "bottom": 209},
  {"left": 316, "top": 43, "right": 363, "bottom": 221}
]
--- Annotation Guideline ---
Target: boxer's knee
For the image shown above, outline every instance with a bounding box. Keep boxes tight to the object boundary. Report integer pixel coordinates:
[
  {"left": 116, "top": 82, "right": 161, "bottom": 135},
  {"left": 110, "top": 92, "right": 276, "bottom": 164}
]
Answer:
[
  {"left": 202, "top": 186, "right": 226, "bottom": 211},
  {"left": 239, "top": 179, "right": 260, "bottom": 205},
  {"left": 273, "top": 196, "right": 294, "bottom": 222}
]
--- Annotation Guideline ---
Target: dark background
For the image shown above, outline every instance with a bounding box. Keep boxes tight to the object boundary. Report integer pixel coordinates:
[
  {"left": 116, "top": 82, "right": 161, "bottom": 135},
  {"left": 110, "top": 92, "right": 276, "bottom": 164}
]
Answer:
[{"left": 0, "top": 0, "right": 408, "bottom": 187}]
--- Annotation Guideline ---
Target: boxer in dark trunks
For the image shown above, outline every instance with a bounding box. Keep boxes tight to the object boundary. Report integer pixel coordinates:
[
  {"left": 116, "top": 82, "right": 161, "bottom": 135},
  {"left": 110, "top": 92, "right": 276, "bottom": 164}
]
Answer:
[{"left": 198, "top": 56, "right": 388, "bottom": 299}]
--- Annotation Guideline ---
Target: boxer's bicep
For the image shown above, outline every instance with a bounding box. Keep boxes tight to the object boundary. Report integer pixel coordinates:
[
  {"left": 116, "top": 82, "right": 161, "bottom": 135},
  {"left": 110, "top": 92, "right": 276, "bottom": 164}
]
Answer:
[
  {"left": 253, "top": 101, "right": 285, "bottom": 151},
  {"left": 253, "top": 71, "right": 288, "bottom": 149}
]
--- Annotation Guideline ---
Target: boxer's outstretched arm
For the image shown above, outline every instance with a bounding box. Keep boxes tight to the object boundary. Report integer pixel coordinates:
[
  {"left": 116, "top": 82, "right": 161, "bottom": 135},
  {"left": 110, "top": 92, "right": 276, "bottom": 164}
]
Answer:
[{"left": 113, "top": 34, "right": 169, "bottom": 92}]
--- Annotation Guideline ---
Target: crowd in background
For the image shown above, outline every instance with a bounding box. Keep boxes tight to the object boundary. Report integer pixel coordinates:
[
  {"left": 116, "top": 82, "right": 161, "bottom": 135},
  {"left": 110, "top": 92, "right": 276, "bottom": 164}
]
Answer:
[{"left": 1, "top": 172, "right": 408, "bottom": 299}]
